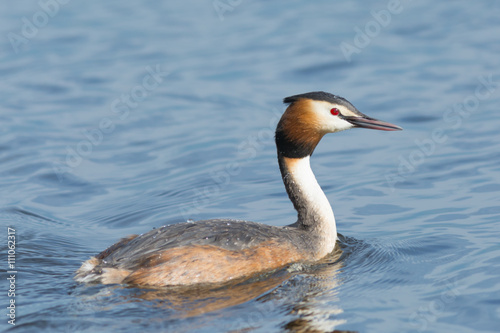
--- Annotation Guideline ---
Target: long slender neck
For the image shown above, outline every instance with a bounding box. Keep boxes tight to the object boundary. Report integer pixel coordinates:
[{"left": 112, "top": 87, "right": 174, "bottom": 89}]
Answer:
[{"left": 278, "top": 152, "right": 337, "bottom": 255}]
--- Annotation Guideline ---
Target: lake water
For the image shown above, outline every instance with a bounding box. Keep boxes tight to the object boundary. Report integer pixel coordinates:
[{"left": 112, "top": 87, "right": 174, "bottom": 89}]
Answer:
[{"left": 1, "top": 1, "right": 499, "bottom": 332}]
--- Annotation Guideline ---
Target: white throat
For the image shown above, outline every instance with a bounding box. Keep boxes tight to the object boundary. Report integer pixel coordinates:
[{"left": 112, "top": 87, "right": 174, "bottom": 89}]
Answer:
[{"left": 281, "top": 155, "right": 337, "bottom": 255}]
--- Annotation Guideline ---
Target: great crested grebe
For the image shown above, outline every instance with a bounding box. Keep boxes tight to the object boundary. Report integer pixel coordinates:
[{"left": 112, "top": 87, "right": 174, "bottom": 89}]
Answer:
[{"left": 75, "top": 91, "right": 402, "bottom": 286}]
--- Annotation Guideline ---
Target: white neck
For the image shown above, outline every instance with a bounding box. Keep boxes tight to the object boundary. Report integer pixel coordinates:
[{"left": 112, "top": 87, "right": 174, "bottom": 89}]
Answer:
[{"left": 279, "top": 155, "right": 337, "bottom": 257}]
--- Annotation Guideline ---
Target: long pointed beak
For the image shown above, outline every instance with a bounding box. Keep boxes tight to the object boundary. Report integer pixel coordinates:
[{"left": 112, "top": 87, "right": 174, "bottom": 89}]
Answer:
[{"left": 344, "top": 116, "right": 402, "bottom": 131}]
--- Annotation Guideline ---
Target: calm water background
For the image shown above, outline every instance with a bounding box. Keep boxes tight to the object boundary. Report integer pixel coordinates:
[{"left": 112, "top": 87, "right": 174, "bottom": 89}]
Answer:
[{"left": 1, "top": 1, "right": 499, "bottom": 332}]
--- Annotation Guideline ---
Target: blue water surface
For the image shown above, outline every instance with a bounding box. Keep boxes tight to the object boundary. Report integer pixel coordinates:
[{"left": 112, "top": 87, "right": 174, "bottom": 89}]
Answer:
[{"left": 1, "top": 1, "right": 499, "bottom": 332}]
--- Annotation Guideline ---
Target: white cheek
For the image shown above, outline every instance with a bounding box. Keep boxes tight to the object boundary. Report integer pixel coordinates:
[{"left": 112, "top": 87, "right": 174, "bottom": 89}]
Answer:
[
  {"left": 335, "top": 117, "right": 354, "bottom": 131},
  {"left": 310, "top": 102, "right": 355, "bottom": 133},
  {"left": 321, "top": 114, "right": 354, "bottom": 133}
]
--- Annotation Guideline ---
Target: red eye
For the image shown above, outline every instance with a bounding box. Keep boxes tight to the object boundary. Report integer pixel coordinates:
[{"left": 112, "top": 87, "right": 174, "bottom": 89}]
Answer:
[{"left": 330, "top": 108, "right": 340, "bottom": 116}]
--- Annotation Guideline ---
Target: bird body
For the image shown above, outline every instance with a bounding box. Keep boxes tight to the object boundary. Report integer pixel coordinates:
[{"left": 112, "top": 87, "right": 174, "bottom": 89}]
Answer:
[{"left": 75, "top": 91, "right": 401, "bottom": 286}]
